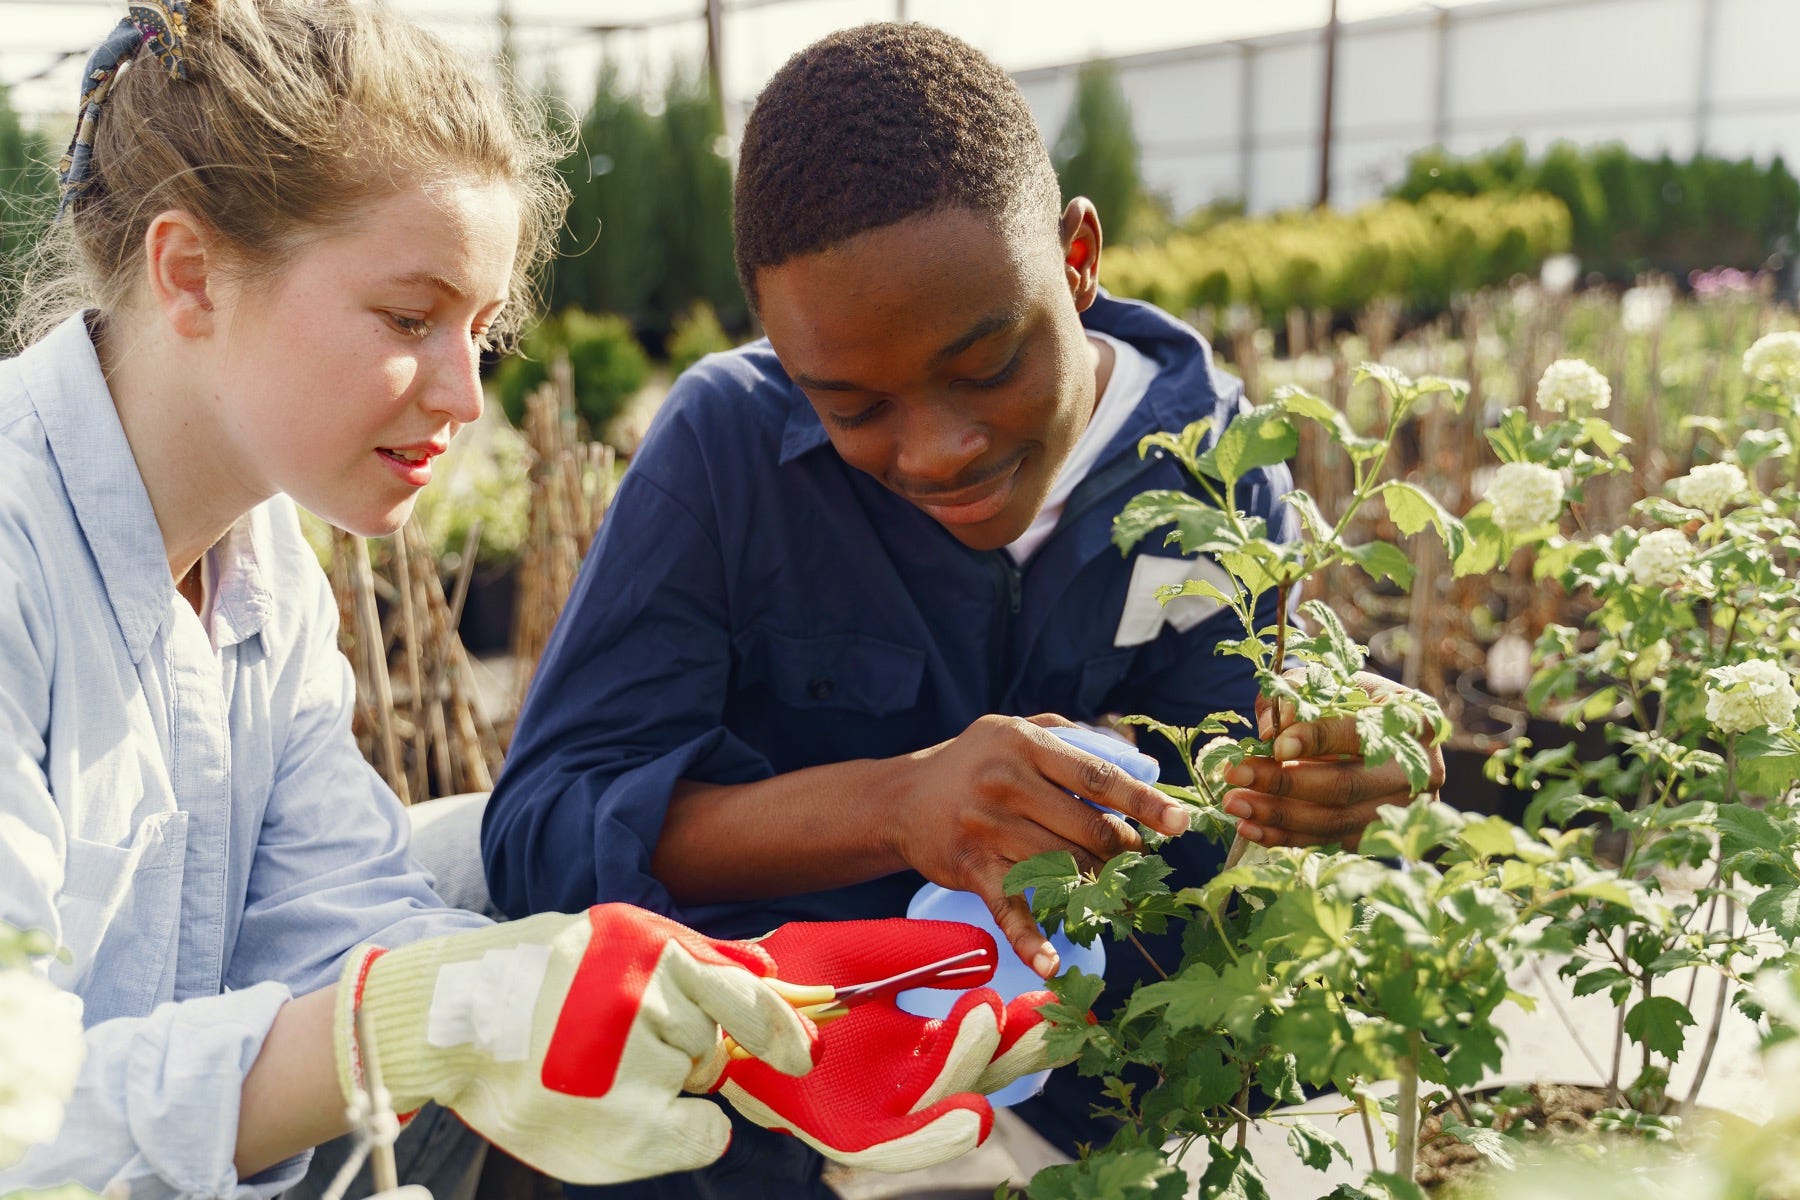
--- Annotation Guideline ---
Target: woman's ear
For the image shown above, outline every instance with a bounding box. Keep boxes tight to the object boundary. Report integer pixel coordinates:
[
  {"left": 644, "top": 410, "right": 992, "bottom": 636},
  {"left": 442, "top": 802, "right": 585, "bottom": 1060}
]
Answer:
[
  {"left": 1060, "top": 198, "right": 1103, "bottom": 313},
  {"left": 142, "top": 210, "right": 220, "bottom": 338}
]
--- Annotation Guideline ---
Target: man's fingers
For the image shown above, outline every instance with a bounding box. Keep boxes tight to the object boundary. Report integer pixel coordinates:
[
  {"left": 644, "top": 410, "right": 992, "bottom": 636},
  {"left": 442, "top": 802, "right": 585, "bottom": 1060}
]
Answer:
[
  {"left": 1222, "top": 791, "right": 1385, "bottom": 845},
  {"left": 978, "top": 882, "right": 1060, "bottom": 979},
  {"left": 1025, "top": 726, "right": 1188, "bottom": 837},
  {"left": 1266, "top": 716, "right": 1365, "bottom": 761},
  {"left": 1223, "top": 753, "right": 1415, "bottom": 806}
]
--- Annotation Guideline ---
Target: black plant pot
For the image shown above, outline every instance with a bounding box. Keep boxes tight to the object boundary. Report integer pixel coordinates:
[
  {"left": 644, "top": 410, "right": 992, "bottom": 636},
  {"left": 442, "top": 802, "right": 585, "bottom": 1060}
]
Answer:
[{"left": 456, "top": 564, "right": 518, "bottom": 656}]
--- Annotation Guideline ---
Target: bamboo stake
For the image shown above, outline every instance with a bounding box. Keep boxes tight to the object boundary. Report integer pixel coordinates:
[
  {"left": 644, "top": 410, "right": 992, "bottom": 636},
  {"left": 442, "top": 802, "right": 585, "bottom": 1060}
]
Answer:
[
  {"left": 391, "top": 527, "right": 429, "bottom": 804},
  {"left": 348, "top": 535, "right": 408, "bottom": 802}
]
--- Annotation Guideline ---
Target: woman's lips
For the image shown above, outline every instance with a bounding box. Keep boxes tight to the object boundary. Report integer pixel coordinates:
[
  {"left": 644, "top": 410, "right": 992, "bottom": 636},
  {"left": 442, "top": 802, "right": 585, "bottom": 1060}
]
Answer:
[{"left": 377, "top": 446, "right": 434, "bottom": 487}]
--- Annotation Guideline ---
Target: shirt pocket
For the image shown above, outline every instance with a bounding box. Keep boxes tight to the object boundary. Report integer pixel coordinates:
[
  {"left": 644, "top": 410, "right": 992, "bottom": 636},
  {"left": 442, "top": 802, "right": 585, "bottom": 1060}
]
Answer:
[
  {"left": 737, "top": 627, "right": 926, "bottom": 717},
  {"left": 55, "top": 809, "right": 188, "bottom": 1021},
  {"left": 1077, "top": 648, "right": 1139, "bottom": 716}
]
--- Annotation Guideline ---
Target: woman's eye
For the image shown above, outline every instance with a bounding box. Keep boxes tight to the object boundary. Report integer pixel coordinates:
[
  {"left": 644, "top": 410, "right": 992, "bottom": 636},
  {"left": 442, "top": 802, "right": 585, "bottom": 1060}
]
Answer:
[{"left": 386, "top": 313, "right": 430, "bottom": 338}]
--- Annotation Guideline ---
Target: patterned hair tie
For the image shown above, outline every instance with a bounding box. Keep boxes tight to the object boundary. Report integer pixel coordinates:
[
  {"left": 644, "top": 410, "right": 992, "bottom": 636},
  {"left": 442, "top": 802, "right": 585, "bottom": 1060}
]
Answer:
[{"left": 56, "top": 1, "right": 192, "bottom": 216}]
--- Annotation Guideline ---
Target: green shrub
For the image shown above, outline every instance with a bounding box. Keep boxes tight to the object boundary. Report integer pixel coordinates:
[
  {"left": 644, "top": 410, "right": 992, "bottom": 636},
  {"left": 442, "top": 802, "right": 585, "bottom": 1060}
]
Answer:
[
  {"left": 1390, "top": 139, "right": 1800, "bottom": 280},
  {"left": 666, "top": 302, "right": 732, "bottom": 377},
  {"left": 1103, "top": 192, "right": 1571, "bottom": 320},
  {"left": 492, "top": 310, "right": 650, "bottom": 434}
]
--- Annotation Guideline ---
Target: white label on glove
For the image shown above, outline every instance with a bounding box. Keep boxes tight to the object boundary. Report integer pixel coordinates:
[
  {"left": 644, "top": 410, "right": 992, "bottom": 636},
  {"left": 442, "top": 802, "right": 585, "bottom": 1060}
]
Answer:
[
  {"left": 427, "top": 942, "right": 553, "bottom": 1062},
  {"left": 1114, "top": 555, "right": 1235, "bottom": 647}
]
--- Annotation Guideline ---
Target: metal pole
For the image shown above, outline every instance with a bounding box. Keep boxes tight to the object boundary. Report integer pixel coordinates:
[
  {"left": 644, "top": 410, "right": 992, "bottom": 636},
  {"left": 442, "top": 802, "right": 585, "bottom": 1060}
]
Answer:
[
  {"left": 897, "top": 0, "right": 907, "bottom": 20},
  {"left": 1316, "top": 0, "right": 1340, "bottom": 208},
  {"left": 705, "top": 0, "right": 726, "bottom": 126},
  {"left": 1695, "top": 0, "right": 1720, "bottom": 153},
  {"left": 1238, "top": 42, "right": 1256, "bottom": 208},
  {"left": 1431, "top": 4, "right": 1451, "bottom": 147}
]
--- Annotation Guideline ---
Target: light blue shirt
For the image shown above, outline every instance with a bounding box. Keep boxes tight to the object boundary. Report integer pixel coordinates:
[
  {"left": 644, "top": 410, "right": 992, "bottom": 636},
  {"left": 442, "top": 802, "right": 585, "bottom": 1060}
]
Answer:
[{"left": 0, "top": 315, "right": 489, "bottom": 1197}]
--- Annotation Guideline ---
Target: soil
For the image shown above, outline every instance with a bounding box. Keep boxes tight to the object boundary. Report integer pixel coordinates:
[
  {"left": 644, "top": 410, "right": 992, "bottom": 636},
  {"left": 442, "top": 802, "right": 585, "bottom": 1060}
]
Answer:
[{"left": 1415, "top": 1082, "right": 1617, "bottom": 1195}]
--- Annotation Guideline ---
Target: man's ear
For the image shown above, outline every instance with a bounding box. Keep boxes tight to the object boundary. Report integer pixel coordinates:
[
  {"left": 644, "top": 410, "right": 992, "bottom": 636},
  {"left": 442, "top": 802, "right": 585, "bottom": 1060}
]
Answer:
[
  {"left": 1060, "top": 198, "right": 1102, "bottom": 312},
  {"left": 142, "top": 210, "right": 221, "bottom": 339}
]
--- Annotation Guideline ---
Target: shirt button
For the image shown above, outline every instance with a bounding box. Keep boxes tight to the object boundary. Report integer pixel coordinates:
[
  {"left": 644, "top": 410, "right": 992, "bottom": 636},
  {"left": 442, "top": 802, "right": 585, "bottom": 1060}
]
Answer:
[{"left": 808, "top": 677, "right": 835, "bottom": 701}]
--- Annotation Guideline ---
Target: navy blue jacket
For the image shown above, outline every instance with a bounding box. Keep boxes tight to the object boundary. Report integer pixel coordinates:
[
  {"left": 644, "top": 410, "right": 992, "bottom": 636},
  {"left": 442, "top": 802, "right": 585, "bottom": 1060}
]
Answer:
[{"left": 481, "top": 294, "right": 1292, "bottom": 948}]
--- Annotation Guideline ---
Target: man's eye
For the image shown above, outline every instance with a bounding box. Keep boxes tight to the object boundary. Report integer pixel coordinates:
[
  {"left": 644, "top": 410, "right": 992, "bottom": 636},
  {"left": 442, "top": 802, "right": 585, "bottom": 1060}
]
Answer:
[
  {"left": 969, "top": 350, "right": 1024, "bottom": 390},
  {"left": 827, "top": 403, "right": 883, "bottom": 430}
]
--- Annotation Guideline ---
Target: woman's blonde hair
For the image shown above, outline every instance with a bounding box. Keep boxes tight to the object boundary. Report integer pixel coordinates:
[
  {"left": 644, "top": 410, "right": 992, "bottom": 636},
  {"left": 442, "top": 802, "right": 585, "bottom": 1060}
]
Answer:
[{"left": 9, "top": 0, "right": 568, "bottom": 351}]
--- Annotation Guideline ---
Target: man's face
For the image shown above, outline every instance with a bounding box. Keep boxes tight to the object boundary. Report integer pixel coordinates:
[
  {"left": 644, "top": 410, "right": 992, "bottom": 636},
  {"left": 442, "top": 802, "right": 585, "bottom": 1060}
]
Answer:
[{"left": 755, "top": 203, "right": 1100, "bottom": 551}]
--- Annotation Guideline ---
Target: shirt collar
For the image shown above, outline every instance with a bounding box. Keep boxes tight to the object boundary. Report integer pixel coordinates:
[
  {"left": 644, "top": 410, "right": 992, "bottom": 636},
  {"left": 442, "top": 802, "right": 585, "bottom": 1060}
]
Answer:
[
  {"left": 206, "top": 512, "right": 272, "bottom": 650},
  {"left": 20, "top": 313, "right": 271, "bottom": 659}
]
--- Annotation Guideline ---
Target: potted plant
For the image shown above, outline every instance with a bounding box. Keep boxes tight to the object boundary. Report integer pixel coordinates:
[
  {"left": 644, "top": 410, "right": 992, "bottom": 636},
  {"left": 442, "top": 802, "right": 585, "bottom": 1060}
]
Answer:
[{"left": 1005, "top": 347, "right": 1799, "bottom": 1198}]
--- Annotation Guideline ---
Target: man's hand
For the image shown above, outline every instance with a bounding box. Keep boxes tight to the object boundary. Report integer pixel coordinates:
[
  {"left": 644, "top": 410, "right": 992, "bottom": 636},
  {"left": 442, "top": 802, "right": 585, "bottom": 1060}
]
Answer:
[
  {"left": 891, "top": 715, "right": 1189, "bottom": 977},
  {"left": 1220, "top": 671, "right": 1446, "bottom": 850}
]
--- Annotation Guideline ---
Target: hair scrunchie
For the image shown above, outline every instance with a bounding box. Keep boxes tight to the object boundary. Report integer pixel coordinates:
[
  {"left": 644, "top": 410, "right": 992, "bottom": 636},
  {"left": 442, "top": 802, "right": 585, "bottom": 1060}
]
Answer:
[{"left": 57, "top": 1, "right": 192, "bottom": 215}]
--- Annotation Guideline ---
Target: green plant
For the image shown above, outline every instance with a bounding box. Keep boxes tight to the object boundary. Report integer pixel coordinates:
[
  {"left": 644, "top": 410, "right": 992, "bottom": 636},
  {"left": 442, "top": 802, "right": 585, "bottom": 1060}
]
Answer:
[
  {"left": 667, "top": 301, "right": 733, "bottom": 377},
  {"left": 1103, "top": 193, "right": 1571, "bottom": 324},
  {"left": 1390, "top": 140, "right": 1800, "bottom": 281},
  {"left": 492, "top": 309, "right": 650, "bottom": 435},
  {"left": 1006, "top": 350, "right": 1799, "bottom": 1196},
  {"left": 1053, "top": 60, "right": 1144, "bottom": 246}
]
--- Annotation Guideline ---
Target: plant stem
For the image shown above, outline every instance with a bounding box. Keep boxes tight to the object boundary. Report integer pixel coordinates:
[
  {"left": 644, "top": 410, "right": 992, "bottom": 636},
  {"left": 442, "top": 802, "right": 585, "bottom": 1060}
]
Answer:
[
  {"left": 1127, "top": 932, "right": 1171, "bottom": 981},
  {"left": 1396, "top": 1037, "right": 1421, "bottom": 1186},
  {"left": 1528, "top": 958, "right": 1612, "bottom": 1082},
  {"left": 1355, "top": 1084, "right": 1379, "bottom": 1171},
  {"left": 1234, "top": 1084, "right": 1250, "bottom": 1150},
  {"left": 1682, "top": 895, "right": 1737, "bottom": 1116}
]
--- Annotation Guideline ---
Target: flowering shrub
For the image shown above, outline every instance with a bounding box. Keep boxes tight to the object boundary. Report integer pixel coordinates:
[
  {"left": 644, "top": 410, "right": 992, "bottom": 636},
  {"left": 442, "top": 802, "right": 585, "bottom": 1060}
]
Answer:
[
  {"left": 0, "top": 924, "right": 83, "bottom": 1169},
  {"left": 1010, "top": 340, "right": 1800, "bottom": 1197},
  {"left": 1534, "top": 358, "right": 1611, "bottom": 415},
  {"left": 1488, "top": 462, "right": 1564, "bottom": 533}
]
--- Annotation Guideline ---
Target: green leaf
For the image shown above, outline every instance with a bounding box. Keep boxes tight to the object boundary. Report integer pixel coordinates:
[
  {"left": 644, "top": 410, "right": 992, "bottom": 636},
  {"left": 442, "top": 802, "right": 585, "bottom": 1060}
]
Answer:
[
  {"left": 1379, "top": 481, "right": 1468, "bottom": 562},
  {"left": 1208, "top": 407, "right": 1299, "bottom": 488},
  {"left": 1438, "top": 1113, "right": 1517, "bottom": 1168},
  {"left": 1027, "top": 1147, "right": 1186, "bottom": 1200},
  {"left": 1623, "top": 995, "right": 1696, "bottom": 1060},
  {"left": 1195, "top": 1145, "right": 1271, "bottom": 1200},
  {"left": 1750, "top": 885, "right": 1800, "bottom": 938},
  {"left": 1738, "top": 427, "right": 1793, "bottom": 467},
  {"left": 1343, "top": 540, "right": 1417, "bottom": 589},
  {"left": 1732, "top": 727, "right": 1800, "bottom": 799},
  {"left": 1113, "top": 491, "right": 1241, "bottom": 557},
  {"left": 1453, "top": 505, "right": 1507, "bottom": 577},
  {"left": 1285, "top": 1123, "right": 1348, "bottom": 1172},
  {"left": 1005, "top": 851, "right": 1082, "bottom": 898}
]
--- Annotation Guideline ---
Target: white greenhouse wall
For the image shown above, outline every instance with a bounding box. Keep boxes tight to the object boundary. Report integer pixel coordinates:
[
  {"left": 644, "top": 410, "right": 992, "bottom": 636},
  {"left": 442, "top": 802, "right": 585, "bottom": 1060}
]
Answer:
[{"left": 1014, "top": 0, "right": 1800, "bottom": 216}]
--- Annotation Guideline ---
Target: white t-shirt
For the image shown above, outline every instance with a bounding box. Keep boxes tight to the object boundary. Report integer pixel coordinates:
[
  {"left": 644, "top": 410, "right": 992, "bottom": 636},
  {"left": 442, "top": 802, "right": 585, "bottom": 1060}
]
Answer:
[{"left": 1006, "top": 330, "right": 1156, "bottom": 564}]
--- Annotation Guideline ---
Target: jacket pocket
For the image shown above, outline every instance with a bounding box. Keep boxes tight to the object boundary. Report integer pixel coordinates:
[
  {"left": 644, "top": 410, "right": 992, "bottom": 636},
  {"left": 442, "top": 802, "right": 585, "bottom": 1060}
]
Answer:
[
  {"left": 55, "top": 809, "right": 188, "bottom": 1020},
  {"left": 1077, "top": 648, "right": 1138, "bottom": 715},
  {"left": 737, "top": 628, "right": 926, "bottom": 717}
]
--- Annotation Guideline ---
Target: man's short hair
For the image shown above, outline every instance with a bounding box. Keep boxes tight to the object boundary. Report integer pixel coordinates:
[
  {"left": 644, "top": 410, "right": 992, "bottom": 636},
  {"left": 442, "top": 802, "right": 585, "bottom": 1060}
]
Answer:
[{"left": 732, "top": 22, "right": 1063, "bottom": 305}]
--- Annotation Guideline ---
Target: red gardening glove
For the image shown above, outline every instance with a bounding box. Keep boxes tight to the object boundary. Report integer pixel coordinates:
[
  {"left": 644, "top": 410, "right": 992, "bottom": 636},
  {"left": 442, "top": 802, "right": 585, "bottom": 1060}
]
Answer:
[{"left": 700, "top": 919, "right": 1072, "bottom": 1173}]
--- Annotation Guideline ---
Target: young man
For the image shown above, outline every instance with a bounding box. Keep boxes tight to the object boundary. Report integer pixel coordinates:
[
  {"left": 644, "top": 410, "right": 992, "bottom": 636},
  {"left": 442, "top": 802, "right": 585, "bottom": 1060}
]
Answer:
[{"left": 483, "top": 22, "right": 1441, "bottom": 1193}]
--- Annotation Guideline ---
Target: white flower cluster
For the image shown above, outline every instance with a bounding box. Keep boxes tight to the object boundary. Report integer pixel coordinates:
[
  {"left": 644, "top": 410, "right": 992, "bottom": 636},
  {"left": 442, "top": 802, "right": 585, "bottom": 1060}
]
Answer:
[
  {"left": 1535, "top": 358, "right": 1611, "bottom": 415},
  {"left": 1743, "top": 331, "right": 1800, "bottom": 389},
  {"left": 0, "top": 969, "right": 85, "bottom": 1167},
  {"left": 1624, "top": 528, "right": 1695, "bottom": 588},
  {"left": 1706, "top": 658, "right": 1800, "bottom": 736},
  {"left": 1620, "top": 282, "right": 1673, "bottom": 335},
  {"left": 1487, "top": 462, "right": 1565, "bottom": 533},
  {"left": 1672, "top": 462, "right": 1751, "bottom": 514}
]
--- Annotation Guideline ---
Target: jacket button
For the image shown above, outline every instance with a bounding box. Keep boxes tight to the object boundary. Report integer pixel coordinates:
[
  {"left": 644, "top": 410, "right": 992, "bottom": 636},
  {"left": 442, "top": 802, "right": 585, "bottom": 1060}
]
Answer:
[{"left": 808, "top": 677, "right": 835, "bottom": 701}]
